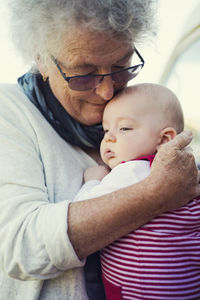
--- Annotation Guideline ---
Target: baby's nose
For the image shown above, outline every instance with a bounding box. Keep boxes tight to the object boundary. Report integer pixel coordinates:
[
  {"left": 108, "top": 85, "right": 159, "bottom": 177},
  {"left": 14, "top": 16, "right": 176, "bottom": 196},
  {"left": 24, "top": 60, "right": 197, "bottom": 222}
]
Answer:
[{"left": 105, "top": 131, "right": 116, "bottom": 142}]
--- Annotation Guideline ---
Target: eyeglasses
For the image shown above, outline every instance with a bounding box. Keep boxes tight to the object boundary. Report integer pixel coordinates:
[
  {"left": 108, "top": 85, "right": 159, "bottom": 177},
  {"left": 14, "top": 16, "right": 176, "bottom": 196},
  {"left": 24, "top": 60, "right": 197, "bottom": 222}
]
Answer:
[{"left": 51, "top": 48, "right": 145, "bottom": 91}]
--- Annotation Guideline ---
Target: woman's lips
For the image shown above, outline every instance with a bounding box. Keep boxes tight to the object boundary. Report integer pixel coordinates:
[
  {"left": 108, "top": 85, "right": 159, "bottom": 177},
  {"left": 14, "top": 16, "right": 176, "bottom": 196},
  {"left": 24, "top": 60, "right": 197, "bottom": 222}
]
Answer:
[{"left": 85, "top": 100, "right": 107, "bottom": 106}]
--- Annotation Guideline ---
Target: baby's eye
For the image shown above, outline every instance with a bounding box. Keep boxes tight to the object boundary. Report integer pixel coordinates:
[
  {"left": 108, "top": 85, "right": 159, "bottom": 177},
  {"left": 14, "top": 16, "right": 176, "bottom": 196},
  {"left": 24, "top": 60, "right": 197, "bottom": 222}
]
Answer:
[
  {"left": 103, "top": 129, "right": 109, "bottom": 134},
  {"left": 120, "top": 127, "right": 133, "bottom": 131}
]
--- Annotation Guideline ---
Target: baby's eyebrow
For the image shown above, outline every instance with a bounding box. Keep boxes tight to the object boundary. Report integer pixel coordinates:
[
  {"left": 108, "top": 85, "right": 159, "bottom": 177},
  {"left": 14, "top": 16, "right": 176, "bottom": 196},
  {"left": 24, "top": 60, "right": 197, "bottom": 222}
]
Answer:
[
  {"left": 102, "top": 122, "right": 107, "bottom": 128},
  {"left": 116, "top": 117, "right": 134, "bottom": 122}
]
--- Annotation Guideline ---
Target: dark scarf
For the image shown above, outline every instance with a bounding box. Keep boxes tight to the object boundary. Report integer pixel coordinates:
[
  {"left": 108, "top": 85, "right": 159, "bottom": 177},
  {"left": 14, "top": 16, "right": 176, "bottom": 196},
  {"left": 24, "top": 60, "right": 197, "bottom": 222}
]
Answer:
[{"left": 18, "top": 72, "right": 103, "bottom": 149}]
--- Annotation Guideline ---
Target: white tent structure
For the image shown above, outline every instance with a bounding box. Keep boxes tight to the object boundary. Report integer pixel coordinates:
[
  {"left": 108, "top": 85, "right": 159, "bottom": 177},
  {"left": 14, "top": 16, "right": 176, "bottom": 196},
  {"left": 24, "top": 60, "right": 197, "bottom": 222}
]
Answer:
[{"left": 159, "top": 3, "right": 200, "bottom": 164}]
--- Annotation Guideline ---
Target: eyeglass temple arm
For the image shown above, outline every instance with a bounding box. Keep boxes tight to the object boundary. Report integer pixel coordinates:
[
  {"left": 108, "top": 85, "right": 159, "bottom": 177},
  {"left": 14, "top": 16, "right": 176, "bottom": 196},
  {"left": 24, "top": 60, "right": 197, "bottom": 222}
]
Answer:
[
  {"left": 51, "top": 55, "right": 71, "bottom": 82},
  {"left": 134, "top": 47, "right": 145, "bottom": 66}
]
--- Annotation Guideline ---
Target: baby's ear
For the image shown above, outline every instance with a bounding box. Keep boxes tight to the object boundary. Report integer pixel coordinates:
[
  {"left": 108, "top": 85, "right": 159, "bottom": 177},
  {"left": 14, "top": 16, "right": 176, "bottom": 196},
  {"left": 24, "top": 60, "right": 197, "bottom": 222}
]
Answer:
[{"left": 157, "top": 127, "right": 177, "bottom": 150}]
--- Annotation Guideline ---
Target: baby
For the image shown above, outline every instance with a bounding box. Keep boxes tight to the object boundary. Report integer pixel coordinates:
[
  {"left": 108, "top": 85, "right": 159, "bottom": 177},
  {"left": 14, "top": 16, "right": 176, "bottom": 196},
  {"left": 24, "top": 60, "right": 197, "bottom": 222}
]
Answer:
[{"left": 75, "top": 83, "right": 200, "bottom": 300}]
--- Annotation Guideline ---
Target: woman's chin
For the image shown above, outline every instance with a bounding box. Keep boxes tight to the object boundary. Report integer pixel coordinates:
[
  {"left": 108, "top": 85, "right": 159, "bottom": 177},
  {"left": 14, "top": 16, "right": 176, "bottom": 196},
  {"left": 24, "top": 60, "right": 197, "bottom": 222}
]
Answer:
[{"left": 81, "top": 111, "right": 104, "bottom": 126}]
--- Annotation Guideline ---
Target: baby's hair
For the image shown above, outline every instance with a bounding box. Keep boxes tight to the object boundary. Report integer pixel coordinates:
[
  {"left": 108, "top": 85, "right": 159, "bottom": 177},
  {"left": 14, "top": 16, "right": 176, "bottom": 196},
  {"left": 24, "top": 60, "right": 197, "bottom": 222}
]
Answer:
[{"left": 118, "top": 83, "right": 184, "bottom": 134}]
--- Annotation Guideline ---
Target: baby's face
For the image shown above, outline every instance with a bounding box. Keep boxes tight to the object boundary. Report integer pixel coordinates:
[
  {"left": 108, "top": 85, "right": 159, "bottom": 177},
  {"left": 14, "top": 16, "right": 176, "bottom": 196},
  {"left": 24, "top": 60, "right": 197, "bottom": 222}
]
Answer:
[{"left": 100, "top": 91, "right": 161, "bottom": 169}]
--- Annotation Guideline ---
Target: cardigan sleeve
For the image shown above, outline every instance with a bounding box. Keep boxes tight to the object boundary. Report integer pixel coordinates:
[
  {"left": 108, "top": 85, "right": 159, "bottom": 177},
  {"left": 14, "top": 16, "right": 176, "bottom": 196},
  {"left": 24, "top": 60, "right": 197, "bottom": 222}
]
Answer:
[{"left": 0, "top": 87, "right": 85, "bottom": 281}]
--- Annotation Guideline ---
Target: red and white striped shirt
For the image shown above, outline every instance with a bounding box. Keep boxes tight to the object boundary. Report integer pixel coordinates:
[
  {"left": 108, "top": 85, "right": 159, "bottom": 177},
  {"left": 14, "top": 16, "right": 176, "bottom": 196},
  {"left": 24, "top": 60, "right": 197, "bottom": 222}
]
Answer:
[
  {"left": 75, "top": 155, "right": 200, "bottom": 299},
  {"left": 101, "top": 198, "right": 200, "bottom": 300},
  {"left": 101, "top": 156, "right": 200, "bottom": 300}
]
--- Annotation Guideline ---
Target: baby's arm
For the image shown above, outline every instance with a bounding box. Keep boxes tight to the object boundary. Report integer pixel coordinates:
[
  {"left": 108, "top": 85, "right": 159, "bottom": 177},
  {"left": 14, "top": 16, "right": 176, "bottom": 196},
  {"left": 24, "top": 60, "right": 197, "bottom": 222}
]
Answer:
[
  {"left": 74, "top": 165, "right": 110, "bottom": 202},
  {"left": 84, "top": 165, "right": 110, "bottom": 183}
]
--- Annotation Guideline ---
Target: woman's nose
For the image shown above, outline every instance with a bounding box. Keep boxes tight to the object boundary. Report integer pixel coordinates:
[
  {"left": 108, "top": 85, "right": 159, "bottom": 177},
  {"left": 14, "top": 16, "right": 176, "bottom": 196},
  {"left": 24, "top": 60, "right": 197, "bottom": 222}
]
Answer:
[{"left": 95, "top": 75, "right": 114, "bottom": 101}]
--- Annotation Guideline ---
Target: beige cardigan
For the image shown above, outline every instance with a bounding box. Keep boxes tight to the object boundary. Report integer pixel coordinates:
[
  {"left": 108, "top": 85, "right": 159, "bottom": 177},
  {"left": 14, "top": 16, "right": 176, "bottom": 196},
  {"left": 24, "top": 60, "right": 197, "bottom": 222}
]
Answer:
[{"left": 0, "top": 83, "right": 96, "bottom": 299}]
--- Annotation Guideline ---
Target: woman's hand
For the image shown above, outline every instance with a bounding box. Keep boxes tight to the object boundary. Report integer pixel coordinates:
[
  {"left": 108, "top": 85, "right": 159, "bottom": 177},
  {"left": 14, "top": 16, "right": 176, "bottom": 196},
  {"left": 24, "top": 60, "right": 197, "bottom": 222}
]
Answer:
[{"left": 149, "top": 130, "right": 200, "bottom": 211}]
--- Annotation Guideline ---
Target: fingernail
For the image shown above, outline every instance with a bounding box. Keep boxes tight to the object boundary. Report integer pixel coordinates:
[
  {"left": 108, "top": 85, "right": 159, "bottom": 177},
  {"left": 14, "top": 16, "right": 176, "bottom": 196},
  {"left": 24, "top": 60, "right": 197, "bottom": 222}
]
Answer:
[{"left": 185, "top": 130, "right": 192, "bottom": 136}]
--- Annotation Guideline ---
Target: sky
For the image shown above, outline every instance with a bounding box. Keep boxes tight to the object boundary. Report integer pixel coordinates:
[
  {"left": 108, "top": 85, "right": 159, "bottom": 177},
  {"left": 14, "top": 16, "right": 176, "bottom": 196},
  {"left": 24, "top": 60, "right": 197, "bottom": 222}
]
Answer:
[{"left": 0, "top": 0, "right": 199, "bottom": 133}]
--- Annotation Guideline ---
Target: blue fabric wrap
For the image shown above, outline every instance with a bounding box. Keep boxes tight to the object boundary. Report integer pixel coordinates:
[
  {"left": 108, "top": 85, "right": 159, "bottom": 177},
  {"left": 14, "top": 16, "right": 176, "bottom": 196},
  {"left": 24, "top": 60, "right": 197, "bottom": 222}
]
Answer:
[{"left": 18, "top": 72, "right": 103, "bottom": 149}]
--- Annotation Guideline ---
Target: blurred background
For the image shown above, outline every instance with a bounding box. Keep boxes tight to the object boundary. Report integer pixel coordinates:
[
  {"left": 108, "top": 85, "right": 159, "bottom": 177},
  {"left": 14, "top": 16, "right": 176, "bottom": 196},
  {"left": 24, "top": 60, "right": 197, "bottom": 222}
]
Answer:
[{"left": 0, "top": 0, "right": 199, "bottom": 163}]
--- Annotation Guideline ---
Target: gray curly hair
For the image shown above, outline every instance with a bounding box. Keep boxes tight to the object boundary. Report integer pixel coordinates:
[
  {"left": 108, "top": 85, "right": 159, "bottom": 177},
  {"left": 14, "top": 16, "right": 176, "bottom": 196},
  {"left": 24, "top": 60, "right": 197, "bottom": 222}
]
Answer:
[{"left": 8, "top": 0, "right": 157, "bottom": 68}]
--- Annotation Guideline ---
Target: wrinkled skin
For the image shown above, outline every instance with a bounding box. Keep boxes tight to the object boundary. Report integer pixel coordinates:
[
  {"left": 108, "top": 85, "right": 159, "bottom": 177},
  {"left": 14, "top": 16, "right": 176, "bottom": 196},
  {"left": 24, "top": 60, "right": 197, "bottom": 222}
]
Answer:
[{"left": 150, "top": 131, "right": 200, "bottom": 211}]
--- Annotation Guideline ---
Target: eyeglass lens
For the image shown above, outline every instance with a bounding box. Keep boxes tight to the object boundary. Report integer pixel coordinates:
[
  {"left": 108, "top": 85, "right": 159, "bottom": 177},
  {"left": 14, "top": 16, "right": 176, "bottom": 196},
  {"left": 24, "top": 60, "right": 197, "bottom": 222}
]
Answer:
[
  {"left": 68, "top": 65, "right": 142, "bottom": 91},
  {"left": 69, "top": 76, "right": 100, "bottom": 91},
  {"left": 112, "top": 65, "right": 141, "bottom": 84}
]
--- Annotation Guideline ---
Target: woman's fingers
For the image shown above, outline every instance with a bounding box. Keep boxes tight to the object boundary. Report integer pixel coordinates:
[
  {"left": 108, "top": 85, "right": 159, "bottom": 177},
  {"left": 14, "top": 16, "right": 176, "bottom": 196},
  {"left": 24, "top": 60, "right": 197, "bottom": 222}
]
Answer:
[
  {"left": 150, "top": 129, "right": 200, "bottom": 209},
  {"left": 184, "top": 146, "right": 193, "bottom": 153},
  {"left": 197, "top": 170, "right": 200, "bottom": 197},
  {"left": 165, "top": 130, "right": 193, "bottom": 151}
]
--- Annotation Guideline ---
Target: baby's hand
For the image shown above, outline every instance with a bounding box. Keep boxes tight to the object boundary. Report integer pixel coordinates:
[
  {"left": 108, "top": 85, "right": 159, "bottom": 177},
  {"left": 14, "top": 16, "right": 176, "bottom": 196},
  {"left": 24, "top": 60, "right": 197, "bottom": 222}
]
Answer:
[{"left": 84, "top": 165, "right": 110, "bottom": 182}]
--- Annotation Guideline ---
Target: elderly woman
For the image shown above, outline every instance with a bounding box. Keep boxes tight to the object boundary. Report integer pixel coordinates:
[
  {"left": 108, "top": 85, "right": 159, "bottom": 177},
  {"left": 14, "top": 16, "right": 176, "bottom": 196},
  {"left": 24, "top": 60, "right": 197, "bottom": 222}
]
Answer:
[{"left": 0, "top": 0, "right": 199, "bottom": 299}]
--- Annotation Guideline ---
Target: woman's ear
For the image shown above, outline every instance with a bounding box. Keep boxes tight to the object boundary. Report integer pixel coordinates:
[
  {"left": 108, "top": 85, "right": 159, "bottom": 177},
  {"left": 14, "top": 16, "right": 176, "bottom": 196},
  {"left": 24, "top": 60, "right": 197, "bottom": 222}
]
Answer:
[
  {"left": 157, "top": 127, "right": 177, "bottom": 150},
  {"left": 35, "top": 54, "right": 48, "bottom": 81}
]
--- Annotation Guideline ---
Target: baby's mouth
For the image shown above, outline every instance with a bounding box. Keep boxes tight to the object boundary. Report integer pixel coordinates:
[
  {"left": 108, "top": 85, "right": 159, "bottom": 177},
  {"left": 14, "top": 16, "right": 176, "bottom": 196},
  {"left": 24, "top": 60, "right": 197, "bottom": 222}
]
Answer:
[{"left": 104, "top": 149, "right": 115, "bottom": 159}]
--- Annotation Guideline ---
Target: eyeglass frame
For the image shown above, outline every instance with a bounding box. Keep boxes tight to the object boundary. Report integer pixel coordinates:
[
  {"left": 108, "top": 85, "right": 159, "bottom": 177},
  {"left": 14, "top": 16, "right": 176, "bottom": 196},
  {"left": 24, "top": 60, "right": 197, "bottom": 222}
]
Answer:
[{"left": 51, "top": 47, "right": 145, "bottom": 89}]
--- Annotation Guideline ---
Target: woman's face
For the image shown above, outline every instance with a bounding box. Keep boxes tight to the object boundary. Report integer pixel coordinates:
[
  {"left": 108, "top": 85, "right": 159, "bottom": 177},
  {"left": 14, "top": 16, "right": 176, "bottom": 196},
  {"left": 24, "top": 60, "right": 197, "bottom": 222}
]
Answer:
[{"left": 39, "top": 27, "right": 133, "bottom": 125}]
